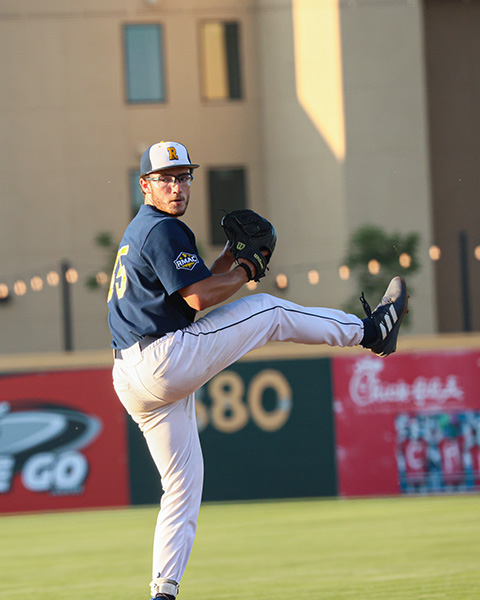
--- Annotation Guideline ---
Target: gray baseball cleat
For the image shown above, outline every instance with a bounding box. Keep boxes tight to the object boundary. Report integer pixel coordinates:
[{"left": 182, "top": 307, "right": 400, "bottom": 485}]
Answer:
[{"left": 360, "top": 276, "right": 409, "bottom": 357}]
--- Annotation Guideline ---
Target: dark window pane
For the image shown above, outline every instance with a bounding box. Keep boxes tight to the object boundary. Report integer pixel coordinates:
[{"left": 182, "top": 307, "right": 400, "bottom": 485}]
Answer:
[
  {"left": 209, "top": 168, "right": 247, "bottom": 245},
  {"left": 225, "top": 22, "right": 242, "bottom": 100}
]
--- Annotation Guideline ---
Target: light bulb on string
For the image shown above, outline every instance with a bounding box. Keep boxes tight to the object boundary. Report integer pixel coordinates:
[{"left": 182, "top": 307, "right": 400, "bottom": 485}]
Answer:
[
  {"left": 47, "top": 271, "right": 60, "bottom": 286},
  {"left": 339, "top": 265, "right": 350, "bottom": 281},
  {"left": 308, "top": 270, "right": 319, "bottom": 285},
  {"left": 14, "top": 280, "right": 27, "bottom": 296},
  {"left": 429, "top": 245, "right": 441, "bottom": 261},
  {"left": 30, "top": 276, "right": 43, "bottom": 291},
  {"left": 368, "top": 259, "right": 380, "bottom": 275}
]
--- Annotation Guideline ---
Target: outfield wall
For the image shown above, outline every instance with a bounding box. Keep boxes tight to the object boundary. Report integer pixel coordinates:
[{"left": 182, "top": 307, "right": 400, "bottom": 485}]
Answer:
[{"left": 1, "top": 335, "right": 479, "bottom": 513}]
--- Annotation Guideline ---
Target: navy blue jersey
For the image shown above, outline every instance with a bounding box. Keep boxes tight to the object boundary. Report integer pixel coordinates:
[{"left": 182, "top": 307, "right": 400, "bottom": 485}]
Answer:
[{"left": 108, "top": 205, "right": 211, "bottom": 349}]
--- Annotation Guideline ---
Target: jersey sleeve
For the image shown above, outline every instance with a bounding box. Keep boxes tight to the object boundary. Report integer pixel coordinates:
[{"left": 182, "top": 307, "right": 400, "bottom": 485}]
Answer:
[{"left": 141, "top": 218, "right": 211, "bottom": 295}]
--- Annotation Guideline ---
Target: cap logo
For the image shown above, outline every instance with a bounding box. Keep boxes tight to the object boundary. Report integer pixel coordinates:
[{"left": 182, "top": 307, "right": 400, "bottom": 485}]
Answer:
[{"left": 167, "top": 146, "right": 179, "bottom": 161}]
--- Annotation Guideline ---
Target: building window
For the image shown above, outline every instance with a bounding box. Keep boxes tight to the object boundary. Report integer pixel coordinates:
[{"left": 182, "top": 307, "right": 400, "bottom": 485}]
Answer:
[
  {"left": 130, "top": 170, "right": 144, "bottom": 217},
  {"left": 200, "top": 21, "right": 243, "bottom": 101},
  {"left": 208, "top": 168, "right": 247, "bottom": 244},
  {"left": 124, "top": 24, "right": 165, "bottom": 103}
]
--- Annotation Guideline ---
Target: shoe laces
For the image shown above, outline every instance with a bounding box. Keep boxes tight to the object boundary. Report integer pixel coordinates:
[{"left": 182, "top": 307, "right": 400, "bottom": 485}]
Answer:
[{"left": 359, "top": 292, "right": 372, "bottom": 318}]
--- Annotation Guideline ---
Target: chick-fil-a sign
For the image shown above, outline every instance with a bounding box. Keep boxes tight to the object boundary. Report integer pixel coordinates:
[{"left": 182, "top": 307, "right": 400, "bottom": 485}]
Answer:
[{"left": 332, "top": 350, "right": 480, "bottom": 496}]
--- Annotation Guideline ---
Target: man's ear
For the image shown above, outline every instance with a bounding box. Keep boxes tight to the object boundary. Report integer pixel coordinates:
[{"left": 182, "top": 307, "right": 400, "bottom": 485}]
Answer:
[{"left": 139, "top": 176, "right": 149, "bottom": 196}]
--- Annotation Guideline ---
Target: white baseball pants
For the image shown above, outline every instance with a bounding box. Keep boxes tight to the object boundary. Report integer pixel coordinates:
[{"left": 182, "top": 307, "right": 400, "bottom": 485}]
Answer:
[{"left": 112, "top": 293, "right": 364, "bottom": 598}]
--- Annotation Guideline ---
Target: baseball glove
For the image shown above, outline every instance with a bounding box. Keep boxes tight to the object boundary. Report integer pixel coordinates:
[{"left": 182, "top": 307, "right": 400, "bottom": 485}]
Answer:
[{"left": 221, "top": 209, "right": 277, "bottom": 281}]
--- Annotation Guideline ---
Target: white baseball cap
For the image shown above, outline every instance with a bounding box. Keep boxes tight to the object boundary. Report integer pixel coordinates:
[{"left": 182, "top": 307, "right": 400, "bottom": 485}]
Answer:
[{"left": 140, "top": 141, "right": 200, "bottom": 175}]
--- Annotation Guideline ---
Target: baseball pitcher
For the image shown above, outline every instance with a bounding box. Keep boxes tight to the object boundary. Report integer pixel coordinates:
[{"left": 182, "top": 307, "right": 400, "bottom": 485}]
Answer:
[{"left": 107, "top": 141, "right": 409, "bottom": 600}]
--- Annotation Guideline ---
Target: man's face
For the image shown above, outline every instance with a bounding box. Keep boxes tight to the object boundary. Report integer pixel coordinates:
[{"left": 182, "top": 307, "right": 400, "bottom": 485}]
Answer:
[{"left": 140, "top": 167, "right": 193, "bottom": 217}]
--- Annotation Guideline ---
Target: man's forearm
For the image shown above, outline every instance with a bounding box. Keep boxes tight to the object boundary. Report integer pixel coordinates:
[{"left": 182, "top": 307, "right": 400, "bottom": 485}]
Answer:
[
  {"left": 179, "top": 266, "right": 250, "bottom": 312},
  {"left": 209, "top": 242, "right": 235, "bottom": 274}
]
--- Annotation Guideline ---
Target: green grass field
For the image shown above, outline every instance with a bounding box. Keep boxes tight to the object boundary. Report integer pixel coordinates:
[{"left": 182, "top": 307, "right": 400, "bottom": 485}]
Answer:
[{"left": 1, "top": 495, "right": 479, "bottom": 599}]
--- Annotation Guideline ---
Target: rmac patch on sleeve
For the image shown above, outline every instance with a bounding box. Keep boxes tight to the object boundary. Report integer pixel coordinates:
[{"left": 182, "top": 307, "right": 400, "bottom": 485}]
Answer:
[{"left": 174, "top": 252, "right": 199, "bottom": 270}]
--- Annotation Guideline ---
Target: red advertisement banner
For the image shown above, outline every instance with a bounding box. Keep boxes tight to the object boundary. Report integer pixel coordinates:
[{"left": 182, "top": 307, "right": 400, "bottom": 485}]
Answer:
[
  {"left": 332, "top": 350, "right": 480, "bottom": 496},
  {"left": 0, "top": 369, "right": 129, "bottom": 513}
]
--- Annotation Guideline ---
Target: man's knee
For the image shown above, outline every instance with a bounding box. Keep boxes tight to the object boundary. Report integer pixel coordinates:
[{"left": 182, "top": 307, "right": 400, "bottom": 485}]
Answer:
[{"left": 245, "top": 292, "right": 278, "bottom": 308}]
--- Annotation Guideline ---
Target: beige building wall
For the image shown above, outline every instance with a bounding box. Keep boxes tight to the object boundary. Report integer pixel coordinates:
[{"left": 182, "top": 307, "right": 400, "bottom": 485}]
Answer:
[
  {"left": 0, "top": 0, "right": 435, "bottom": 355},
  {"left": 257, "top": 0, "right": 350, "bottom": 310},
  {"left": 0, "top": 0, "right": 268, "bottom": 354},
  {"left": 341, "top": 1, "right": 435, "bottom": 333},
  {"left": 423, "top": 0, "right": 480, "bottom": 333},
  {"left": 257, "top": 0, "right": 435, "bottom": 335}
]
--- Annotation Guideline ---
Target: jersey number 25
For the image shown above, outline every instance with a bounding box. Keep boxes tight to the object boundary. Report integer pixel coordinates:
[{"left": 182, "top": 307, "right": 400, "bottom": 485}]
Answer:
[{"left": 108, "top": 245, "right": 129, "bottom": 302}]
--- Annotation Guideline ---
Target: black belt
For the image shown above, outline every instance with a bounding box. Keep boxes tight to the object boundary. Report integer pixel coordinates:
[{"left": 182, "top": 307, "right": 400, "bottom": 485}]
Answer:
[{"left": 114, "top": 335, "right": 164, "bottom": 359}]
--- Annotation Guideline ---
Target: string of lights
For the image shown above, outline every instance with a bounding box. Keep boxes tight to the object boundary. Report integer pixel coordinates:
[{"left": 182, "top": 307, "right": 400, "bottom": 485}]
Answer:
[
  {"left": 0, "top": 244, "right": 478, "bottom": 300},
  {"left": 0, "top": 264, "right": 110, "bottom": 302},
  {"left": 248, "top": 245, "right": 453, "bottom": 291},
  {"left": 252, "top": 244, "right": 479, "bottom": 292}
]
